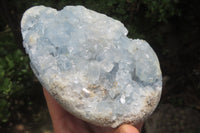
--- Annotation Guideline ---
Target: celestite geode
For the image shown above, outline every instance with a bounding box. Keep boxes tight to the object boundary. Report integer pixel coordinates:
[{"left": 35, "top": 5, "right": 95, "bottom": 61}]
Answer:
[{"left": 21, "top": 5, "right": 162, "bottom": 128}]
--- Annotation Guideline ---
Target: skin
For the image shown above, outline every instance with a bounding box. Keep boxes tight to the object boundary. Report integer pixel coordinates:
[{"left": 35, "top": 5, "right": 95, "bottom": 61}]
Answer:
[{"left": 43, "top": 88, "right": 143, "bottom": 133}]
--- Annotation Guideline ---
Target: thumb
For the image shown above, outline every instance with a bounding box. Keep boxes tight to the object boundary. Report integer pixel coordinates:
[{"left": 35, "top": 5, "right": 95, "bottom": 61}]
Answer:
[{"left": 114, "top": 124, "right": 140, "bottom": 133}]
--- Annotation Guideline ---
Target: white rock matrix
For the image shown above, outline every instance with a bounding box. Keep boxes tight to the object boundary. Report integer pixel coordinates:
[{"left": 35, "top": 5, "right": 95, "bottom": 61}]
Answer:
[{"left": 21, "top": 5, "right": 162, "bottom": 128}]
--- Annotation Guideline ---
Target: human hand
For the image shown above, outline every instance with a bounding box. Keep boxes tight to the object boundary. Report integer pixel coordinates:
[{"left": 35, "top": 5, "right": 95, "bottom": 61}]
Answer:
[{"left": 43, "top": 88, "right": 143, "bottom": 133}]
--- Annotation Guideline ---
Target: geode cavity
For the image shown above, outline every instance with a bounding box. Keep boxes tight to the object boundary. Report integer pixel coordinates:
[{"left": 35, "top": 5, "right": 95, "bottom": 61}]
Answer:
[{"left": 21, "top": 5, "right": 162, "bottom": 128}]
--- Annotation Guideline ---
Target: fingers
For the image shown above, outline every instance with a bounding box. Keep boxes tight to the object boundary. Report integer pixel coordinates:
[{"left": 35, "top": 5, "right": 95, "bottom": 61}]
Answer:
[
  {"left": 43, "top": 88, "right": 70, "bottom": 133},
  {"left": 114, "top": 124, "right": 141, "bottom": 133},
  {"left": 43, "top": 88, "right": 67, "bottom": 120},
  {"left": 43, "top": 88, "right": 89, "bottom": 133}
]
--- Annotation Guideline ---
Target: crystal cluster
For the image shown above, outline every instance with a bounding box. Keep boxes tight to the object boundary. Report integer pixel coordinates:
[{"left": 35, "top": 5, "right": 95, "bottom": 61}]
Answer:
[{"left": 21, "top": 5, "right": 162, "bottom": 127}]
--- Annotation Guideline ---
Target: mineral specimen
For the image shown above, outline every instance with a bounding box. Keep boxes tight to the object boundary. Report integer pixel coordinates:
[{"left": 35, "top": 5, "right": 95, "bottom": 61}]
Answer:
[{"left": 21, "top": 5, "right": 162, "bottom": 128}]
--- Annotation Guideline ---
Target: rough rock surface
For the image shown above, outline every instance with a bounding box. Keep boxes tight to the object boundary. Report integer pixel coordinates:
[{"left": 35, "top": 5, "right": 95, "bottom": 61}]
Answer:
[{"left": 21, "top": 5, "right": 162, "bottom": 128}]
